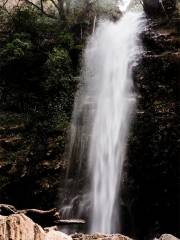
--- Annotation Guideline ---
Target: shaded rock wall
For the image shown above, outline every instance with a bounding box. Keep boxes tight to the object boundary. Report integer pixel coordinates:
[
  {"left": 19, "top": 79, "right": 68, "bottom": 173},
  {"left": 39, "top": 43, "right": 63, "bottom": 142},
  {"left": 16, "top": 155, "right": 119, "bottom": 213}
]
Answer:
[
  {"left": 121, "top": 11, "right": 180, "bottom": 240},
  {"left": 143, "top": 0, "right": 177, "bottom": 16}
]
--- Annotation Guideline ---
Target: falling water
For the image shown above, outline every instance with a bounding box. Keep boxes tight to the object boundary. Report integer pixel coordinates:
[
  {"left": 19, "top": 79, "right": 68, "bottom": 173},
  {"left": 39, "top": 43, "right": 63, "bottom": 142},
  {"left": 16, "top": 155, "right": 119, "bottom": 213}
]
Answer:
[
  {"left": 88, "top": 11, "right": 145, "bottom": 233},
  {"left": 118, "top": 0, "right": 132, "bottom": 12},
  {"left": 62, "top": 1, "right": 146, "bottom": 235}
]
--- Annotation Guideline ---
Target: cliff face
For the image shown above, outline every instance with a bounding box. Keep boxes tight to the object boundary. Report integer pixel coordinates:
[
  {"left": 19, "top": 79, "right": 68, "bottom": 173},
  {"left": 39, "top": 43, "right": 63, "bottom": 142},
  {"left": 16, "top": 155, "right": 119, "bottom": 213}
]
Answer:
[{"left": 122, "top": 8, "right": 180, "bottom": 240}]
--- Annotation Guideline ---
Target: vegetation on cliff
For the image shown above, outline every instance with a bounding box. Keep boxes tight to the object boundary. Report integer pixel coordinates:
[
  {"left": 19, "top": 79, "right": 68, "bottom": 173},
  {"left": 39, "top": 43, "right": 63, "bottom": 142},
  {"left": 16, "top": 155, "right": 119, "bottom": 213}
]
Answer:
[
  {"left": 0, "top": 0, "right": 121, "bottom": 209},
  {"left": 0, "top": 0, "right": 92, "bottom": 208}
]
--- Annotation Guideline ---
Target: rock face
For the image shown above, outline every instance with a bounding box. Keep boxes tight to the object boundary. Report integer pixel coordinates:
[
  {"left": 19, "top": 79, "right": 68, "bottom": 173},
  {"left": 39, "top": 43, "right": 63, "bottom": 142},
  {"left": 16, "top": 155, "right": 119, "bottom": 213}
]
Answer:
[
  {"left": 143, "top": 0, "right": 177, "bottom": 16},
  {"left": 121, "top": 10, "right": 180, "bottom": 240},
  {"left": 0, "top": 213, "right": 72, "bottom": 240}
]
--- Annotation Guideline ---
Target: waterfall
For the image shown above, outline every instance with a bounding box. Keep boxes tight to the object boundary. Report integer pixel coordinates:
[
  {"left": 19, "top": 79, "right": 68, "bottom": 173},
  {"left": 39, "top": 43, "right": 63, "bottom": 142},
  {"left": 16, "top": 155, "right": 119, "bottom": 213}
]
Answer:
[
  {"left": 117, "top": 0, "right": 132, "bottom": 12},
  {"left": 62, "top": 2, "right": 146, "bottom": 235},
  {"left": 87, "top": 12, "right": 145, "bottom": 233}
]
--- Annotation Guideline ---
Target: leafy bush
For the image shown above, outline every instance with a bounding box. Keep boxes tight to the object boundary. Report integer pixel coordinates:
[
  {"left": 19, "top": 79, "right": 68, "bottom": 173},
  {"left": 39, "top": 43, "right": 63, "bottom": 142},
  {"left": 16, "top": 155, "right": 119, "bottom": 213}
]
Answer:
[{"left": 0, "top": 38, "right": 32, "bottom": 62}]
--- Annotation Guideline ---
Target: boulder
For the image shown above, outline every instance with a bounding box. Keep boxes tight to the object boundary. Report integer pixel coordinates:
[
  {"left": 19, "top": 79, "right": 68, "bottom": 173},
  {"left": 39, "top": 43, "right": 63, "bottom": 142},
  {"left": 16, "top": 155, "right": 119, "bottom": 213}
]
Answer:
[
  {"left": 0, "top": 213, "right": 72, "bottom": 240},
  {"left": 0, "top": 214, "right": 45, "bottom": 240},
  {"left": 159, "top": 234, "right": 179, "bottom": 240}
]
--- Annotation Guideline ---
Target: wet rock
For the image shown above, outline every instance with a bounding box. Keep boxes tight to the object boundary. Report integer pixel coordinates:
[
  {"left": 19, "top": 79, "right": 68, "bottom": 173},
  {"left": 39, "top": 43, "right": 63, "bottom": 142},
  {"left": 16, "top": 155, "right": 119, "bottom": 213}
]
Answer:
[
  {"left": 159, "top": 234, "right": 179, "bottom": 240},
  {"left": 45, "top": 230, "right": 72, "bottom": 240},
  {"left": 71, "top": 233, "right": 132, "bottom": 240}
]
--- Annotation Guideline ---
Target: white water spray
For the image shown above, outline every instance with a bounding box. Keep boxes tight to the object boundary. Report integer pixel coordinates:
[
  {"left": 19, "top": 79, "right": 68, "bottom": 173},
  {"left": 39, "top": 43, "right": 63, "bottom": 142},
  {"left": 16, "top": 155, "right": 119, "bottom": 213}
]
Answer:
[
  {"left": 86, "top": 12, "right": 145, "bottom": 233},
  {"left": 63, "top": 2, "right": 146, "bottom": 234},
  {"left": 118, "top": 0, "right": 132, "bottom": 12}
]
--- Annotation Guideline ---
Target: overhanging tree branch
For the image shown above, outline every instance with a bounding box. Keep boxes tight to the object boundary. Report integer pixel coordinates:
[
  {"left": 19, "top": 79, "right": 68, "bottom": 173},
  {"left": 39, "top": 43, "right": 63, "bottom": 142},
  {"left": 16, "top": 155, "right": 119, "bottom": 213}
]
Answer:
[
  {"left": 50, "top": 0, "right": 59, "bottom": 10},
  {"left": 40, "top": 0, "right": 44, "bottom": 12},
  {"left": 23, "top": 0, "right": 58, "bottom": 19},
  {"left": 49, "top": 0, "right": 62, "bottom": 17},
  {"left": 0, "top": 0, "right": 10, "bottom": 14},
  {"left": 2, "top": 0, "right": 9, "bottom": 8}
]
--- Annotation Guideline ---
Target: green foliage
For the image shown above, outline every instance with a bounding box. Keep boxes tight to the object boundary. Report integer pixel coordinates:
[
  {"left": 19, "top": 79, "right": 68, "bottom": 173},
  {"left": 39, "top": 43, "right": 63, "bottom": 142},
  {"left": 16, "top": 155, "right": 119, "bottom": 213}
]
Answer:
[
  {"left": 51, "top": 111, "right": 69, "bottom": 133},
  {"left": 44, "top": 46, "right": 77, "bottom": 121},
  {"left": 58, "top": 32, "right": 75, "bottom": 50},
  {"left": 11, "top": 8, "right": 38, "bottom": 32},
  {"left": 0, "top": 2, "right": 84, "bottom": 208},
  {"left": 0, "top": 176, "right": 10, "bottom": 189},
  {"left": 45, "top": 47, "right": 72, "bottom": 94},
  {"left": 0, "top": 37, "right": 32, "bottom": 62},
  {"left": 46, "top": 47, "right": 71, "bottom": 74}
]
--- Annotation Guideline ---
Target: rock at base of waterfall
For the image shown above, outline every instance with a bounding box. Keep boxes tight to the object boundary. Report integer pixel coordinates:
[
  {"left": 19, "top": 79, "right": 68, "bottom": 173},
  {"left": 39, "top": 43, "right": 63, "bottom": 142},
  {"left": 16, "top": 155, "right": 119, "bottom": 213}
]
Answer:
[
  {"left": 0, "top": 213, "right": 72, "bottom": 240},
  {"left": 45, "top": 230, "right": 72, "bottom": 240},
  {"left": 72, "top": 233, "right": 132, "bottom": 240},
  {"left": 71, "top": 233, "right": 180, "bottom": 240},
  {"left": 0, "top": 214, "right": 45, "bottom": 240},
  {"left": 159, "top": 234, "right": 179, "bottom": 240},
  {"left": 0, "top": 215, "right": 179, "bottom": 240}
]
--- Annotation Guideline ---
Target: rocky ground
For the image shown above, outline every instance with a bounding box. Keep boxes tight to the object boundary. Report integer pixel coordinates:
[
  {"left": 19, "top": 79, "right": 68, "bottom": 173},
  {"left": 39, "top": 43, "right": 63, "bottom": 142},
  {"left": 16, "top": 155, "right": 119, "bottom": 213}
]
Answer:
[
  {"left": 0, "top": 204, "right": 179, "bottom": 240},
  {"left": 0, "top": 212, "right": 179, "bottom": 240}
]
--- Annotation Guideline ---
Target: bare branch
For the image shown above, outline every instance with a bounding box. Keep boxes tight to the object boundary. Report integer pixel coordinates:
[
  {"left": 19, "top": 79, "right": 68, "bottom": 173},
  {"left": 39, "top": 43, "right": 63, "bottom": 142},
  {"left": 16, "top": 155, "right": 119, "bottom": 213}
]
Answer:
[
  {"left": 23, "top": 0, "right": 58, "bottom": 19},
  {"left": 49, "top": 0, "right": 59, "bottom": 10},
  {"left": 0, "top": 0, "right": 10, "bottom": 14},
  {"left": 40, "top": 0, "right": 44, "bottom": 12},
  {"left": 50, "top": 0, "right": 65, "bottom": 18},
  {"left": 17, "top": 0, "right": 21, "bottom": 7},
  {"left": 2, "top": 0, "right": 9, "bottom": 8}
]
